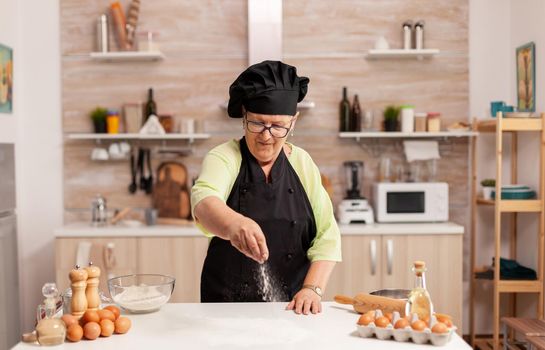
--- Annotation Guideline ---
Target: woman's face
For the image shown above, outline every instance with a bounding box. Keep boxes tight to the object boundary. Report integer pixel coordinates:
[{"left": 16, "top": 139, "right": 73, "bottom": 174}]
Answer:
[{"left": 244, "top": 111, "right": 297, "bottom": 165}]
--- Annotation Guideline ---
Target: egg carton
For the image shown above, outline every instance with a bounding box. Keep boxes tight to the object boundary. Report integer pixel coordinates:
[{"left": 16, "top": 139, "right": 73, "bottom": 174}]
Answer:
[{"left": 356, "top": 310, "right": 457, "bottom": 347}]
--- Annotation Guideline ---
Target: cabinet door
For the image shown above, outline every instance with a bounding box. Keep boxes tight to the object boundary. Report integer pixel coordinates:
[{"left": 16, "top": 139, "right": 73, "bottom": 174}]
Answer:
[
  {"left": 55, "top": 237, "right": 138, "bottom": 296},
  {"left": 137, "top": 237, "right": 209, "bottom": 302},
  {"left": 381, "top": 234, "right": 463, "bottom": 331},
  {"left": 323, "top": 235, "right": 382, "bottom": 301}
]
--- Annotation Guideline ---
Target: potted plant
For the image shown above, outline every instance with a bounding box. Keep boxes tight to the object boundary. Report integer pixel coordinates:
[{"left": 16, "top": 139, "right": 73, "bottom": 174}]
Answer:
[
  {"left": 90, "top": 107, "right": 108, "bottom": 133},
  {"left": 383, "top": 105, "right": 400, "bottom": 132},
  {"left": 481, "top": 178, "right": 496, "bottom": 200}
]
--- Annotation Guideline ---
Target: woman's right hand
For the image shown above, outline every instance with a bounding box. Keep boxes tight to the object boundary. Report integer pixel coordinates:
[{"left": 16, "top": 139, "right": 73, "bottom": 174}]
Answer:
[{"left": 227, "top": 215, "right": 269, "bottom": 264}]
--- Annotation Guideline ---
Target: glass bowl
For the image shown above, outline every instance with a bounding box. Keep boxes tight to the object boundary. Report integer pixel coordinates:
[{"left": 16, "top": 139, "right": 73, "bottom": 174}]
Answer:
[{"left": 108, "top": 274, "right": 175, "bottom": 313}]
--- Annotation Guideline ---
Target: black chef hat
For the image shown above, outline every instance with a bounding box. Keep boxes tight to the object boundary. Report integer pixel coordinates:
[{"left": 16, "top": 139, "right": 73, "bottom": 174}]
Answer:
[{"left": 227, "top": 60, "right": 309, "bottom": 118}]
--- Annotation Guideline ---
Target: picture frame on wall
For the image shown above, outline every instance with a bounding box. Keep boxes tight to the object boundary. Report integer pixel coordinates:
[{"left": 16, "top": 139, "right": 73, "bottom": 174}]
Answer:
[
  {"left": 516, "top": 42, "right": 536, "bottom": 112},
  {"left": 0, "top": 43, "right": 13, "bottom": 114}
]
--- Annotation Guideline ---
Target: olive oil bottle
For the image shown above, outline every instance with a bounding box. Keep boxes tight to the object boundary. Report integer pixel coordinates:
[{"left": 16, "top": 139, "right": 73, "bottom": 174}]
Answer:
[{"left": 406, "top": 261, "right": 434, "bottom": 321}]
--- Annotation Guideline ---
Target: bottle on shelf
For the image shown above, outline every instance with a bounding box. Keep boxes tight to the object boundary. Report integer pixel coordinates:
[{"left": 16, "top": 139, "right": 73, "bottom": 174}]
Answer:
[
  {"left": 405, "top": 260, "right": 434, "bottom": 321},
  {"left": 144, "top": 87, "right": 157, "bottom": 124},
  {"left": 350, "top": 94, "right": 362, "bottom": 131},
  {"left": 35, "top": 283, "right": 66, "bottom": 346},
  {"left": 339, "top": 87, "right": 351, "bottom": 132}
]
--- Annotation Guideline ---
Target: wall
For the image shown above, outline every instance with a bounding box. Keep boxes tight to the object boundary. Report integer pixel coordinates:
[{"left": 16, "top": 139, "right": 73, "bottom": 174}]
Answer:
[
  {"left": 0, "top": 0, "right": 63, "bottom": 335},
  {"left": 470, "top": 0, "right": 545, "bottom": 335},
  {"left": 60, "top": 0, "right": 470, "bottom": 233}
]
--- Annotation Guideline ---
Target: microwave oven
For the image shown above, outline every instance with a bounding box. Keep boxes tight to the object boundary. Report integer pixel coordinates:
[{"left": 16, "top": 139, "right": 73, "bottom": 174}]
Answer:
[{"left": 373, "top": 182, "right": 449, "bottom": 223}]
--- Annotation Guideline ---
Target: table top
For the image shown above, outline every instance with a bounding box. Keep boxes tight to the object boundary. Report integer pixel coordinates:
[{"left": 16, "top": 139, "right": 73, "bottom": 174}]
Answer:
[
  {"left": 502, "top": 318, "right": 545, "bottom": 336},
  {"left": 527, "top": 336, "right": 545, "bottom": 350},
  {"left": 13, "top": 302, "right": 471, "bottom": 350}
]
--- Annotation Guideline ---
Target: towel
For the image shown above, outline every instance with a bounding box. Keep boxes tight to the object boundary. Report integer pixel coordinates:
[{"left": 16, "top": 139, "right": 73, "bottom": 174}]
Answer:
[{"left": 403, "top": 140, "right": 440, "bottom": 163}]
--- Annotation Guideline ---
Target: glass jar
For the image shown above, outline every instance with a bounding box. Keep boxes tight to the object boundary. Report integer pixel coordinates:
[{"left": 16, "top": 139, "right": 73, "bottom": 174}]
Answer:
[{"left": 427, "top": 112, "right": 441, "bottom": 132}]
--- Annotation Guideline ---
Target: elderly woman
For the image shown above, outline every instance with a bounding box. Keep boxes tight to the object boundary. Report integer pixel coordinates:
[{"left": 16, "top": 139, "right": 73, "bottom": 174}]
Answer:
[{"left": 191, "top": 61, "right": 341, "bottom": 315}]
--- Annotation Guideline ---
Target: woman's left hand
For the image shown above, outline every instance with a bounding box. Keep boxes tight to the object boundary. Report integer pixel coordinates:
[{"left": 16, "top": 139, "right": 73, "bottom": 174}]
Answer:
[{"left": 286, "top": 288, "right": 322, "bottom": 315}]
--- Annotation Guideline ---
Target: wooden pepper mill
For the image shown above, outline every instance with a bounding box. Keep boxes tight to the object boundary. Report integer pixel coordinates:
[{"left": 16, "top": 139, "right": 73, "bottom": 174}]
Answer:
[
  {"left": 69, "top": 265, "right": 88, "bottom": 319},
  {"left": 85, "top": 262, "right": 101, "bottom": 311}
]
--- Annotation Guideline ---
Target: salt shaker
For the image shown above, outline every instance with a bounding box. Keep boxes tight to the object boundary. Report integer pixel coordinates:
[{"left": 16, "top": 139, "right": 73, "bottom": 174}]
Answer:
[
  {"left": 85, "top": 262, "right": 101, "bottom": 311},
  {"left": 415, "top": 21, "right": 425, "bottom": 49},
  {"left": 402, "top": 21, "right": 413, "bottom": 50},
  {"left": 69, "top": 265, "right": 88, "bottom": 319}
]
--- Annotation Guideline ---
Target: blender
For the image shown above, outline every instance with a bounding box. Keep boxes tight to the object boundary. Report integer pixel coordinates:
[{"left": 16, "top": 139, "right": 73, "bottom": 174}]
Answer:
[{"left": 337, "top": 161, "right": 375, "bottom": 224}]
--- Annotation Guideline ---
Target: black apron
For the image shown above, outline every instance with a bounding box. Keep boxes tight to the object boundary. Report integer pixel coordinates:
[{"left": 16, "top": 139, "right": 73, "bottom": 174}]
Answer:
[{"left": 200, "top": 137, "right": 317, "bottom": 302}]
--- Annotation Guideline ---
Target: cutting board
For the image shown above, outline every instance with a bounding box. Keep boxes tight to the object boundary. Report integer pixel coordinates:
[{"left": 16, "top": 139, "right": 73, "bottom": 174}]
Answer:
[{"left": 152, "top": 162, "right": 191, "bottom": 219}]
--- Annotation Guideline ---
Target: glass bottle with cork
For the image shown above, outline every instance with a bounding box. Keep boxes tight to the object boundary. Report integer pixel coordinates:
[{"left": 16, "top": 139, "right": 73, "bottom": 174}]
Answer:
[
  {"left": 406, "top": 260, "right": 434, "bottom": 322},
  {"left": 35, "top": 283, "right": 66, "bottom": 346},
  {"left": 339, "top": 87, "right": 351, "bottom": 132}
]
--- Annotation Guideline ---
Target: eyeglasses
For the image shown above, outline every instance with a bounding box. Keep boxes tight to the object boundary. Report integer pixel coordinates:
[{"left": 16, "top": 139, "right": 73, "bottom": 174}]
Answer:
[{"left": 244, "top": 116, "right": 293, "bottom": 138}]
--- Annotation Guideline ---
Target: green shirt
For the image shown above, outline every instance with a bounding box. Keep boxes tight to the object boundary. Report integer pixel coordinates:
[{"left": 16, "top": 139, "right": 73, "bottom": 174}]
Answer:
[{"left": 191, "top": 139, "right": 342, "bottom": 262}]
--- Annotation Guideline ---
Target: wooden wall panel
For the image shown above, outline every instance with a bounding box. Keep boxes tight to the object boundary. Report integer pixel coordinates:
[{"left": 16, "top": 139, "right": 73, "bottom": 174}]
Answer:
[{"left": 60, "top": 0, "right": 470, "bottom": 268}]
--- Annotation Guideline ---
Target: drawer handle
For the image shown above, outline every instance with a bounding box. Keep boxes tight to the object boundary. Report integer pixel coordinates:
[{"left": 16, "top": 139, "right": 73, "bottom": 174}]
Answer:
[
  {"left": 387, "top": 239, "right": 393, "bottom": 275},
  {"left": 370, "top": 239, "right": 377, "bottom": 276}
]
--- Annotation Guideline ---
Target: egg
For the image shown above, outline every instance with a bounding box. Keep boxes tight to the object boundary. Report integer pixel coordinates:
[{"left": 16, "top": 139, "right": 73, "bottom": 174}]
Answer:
[
  {"left": 442, "top": 318, "right": 453, "bottom": 328},
  {"left": 104, "top": 305, "right": 121, "bottom": 320},
  {"left": 81, "top": 310, "right": 100, "bottom": 325},
  {"left": 114, "top": 316, "right": 132, "bottom": 334},
  {"left": 374, "top": 316, "right": 390, "bottom": 328},
  {"left": 83, "top": 321, "right": 101, "bottom": 340},
  {"left": 100, "top": 319, "right": 115, "bottom": 337},
  {"left": 98, "top": 309, "right": 116, "bottom": 322},
  {"left": 432, "top": 322, "right": 449, "bottom": 334},
  {"left": 357, "top": 314, "right": 373, "bottom": 326},
  {"left": 384, "top": 312, "right": 393, "bottom": 323},
  {"left": 61, "top": 314, "right": 78, "bottom": 328},
  {"left": 411, "top": 320, "right": 427, "bottom": 331},
  {"left": 66, "top": 324, "right": 83, "bottom": 342},
  {"left": 394, "top": 318, "right": 409, "bottom": 329}
]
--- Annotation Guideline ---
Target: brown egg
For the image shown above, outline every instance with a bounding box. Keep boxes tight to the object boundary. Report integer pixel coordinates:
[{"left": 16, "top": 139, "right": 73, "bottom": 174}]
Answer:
[
  {"left": 357, "top": 314, "right": 373, "bottom": 326},
  {"left": 411, "top": 320, "right": 427, "bottom": 331},
  {"left": 98, "top": 309, "right": 116, "bottom": 322},
  {"left": 114, "top": 316, "right": 132, "bottom": 334},
  {"left": 61, "top": 314, "right": 78, "bottom": 328},
  {"left": 83, "top": 321, "right": 101, "bottom": 340},
  {"left": 81, "top": 310, "right": 100, "bottom": 325},
  {"left": 100, "top": 319, "right": 115, "bottom": 337},
  {"left": 104, "top": 305, "right": 121, "bottom": 320},
  {"left": 384, "top": 312, "right": 393, "bottom": 323},
  {"left": 374, "top": 316, "right": 390, "bottom": 328},
  {"left": 432, "top": 322, "right": 449, "bottom": 334},
  {"left": 394, "top": 318, "right": 409, "bottom": 329},
  {"left": 66, "top": 324, "right": 83, "bottom": 342}
]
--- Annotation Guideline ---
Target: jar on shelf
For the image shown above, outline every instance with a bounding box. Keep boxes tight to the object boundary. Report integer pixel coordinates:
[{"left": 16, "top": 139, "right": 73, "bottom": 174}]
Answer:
[
  {"left": 400, "top": 105, "right": 415, "bottom": 133},
  {"left": 415, "top": 112, "right": 427, "bottom": 132},
  {"left": 106, "top": 109, "right": 120, "bottom": 134},
  {"left": 427, "top": 112, "right": 441, "bottom": 132}
]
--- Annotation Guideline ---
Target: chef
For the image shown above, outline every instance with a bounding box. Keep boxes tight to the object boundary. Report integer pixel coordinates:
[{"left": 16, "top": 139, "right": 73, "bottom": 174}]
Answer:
[{"left": 191, "top": 61, "right": 341, "bottom": 315}]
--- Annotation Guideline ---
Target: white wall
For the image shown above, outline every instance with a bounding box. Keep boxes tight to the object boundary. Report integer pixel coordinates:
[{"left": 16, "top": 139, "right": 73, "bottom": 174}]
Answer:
[
  {"left": 0, "top": 0, "right": 63, "bottom": 336},
  {"left": 469, "top": 0, "right": 545, "bottom": 335}
]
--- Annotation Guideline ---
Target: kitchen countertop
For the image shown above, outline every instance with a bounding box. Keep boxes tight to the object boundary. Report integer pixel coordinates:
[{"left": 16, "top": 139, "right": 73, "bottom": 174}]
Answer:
[
  {"left": 12, "top": 302, "right": 471, "bottom": 349},
  {"left": 55, "top": 222, "right": 464, "bottom": 238}
]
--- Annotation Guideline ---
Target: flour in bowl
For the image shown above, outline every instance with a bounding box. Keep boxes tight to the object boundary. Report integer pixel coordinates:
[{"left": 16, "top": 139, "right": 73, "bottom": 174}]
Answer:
[{"left": 112, "top": 284, "right": 169, "bottom": 311}]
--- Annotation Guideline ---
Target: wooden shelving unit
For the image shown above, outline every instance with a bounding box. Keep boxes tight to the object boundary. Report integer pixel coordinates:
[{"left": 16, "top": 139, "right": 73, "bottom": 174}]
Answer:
[
  {"left": 469, "top": 114, "right": 545, "bottom": 350},
  {"left": 365, "top": 48, "right": 440, "bottom": 59}
]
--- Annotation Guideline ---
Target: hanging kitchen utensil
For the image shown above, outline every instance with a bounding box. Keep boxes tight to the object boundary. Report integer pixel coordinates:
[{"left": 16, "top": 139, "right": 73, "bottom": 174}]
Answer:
[
  {"left": 152, "top": 162, "right": 191, "bottom": 219},
  {"left": 138, "top": 148, "right": 146, "bottom": 191},
  {"left": 128, "top": 150, "right": 137, "bottom": 194},
  {"left": 334, "top": 293, "right": 407, "bottom": 316},
  {"left": 144, "top": 149, "right": 153, "bottom": 194}
]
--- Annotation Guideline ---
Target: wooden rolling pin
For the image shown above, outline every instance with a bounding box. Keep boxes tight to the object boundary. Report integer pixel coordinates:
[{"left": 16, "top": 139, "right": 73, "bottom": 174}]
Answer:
[{"left": 334, "top": 293, "right": 407, "bottom": 316}]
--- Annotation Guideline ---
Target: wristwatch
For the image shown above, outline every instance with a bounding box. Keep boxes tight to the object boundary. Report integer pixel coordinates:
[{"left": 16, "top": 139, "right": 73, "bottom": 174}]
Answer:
[{"left": 302, "top": 284, "right": 323, "bottom": 298}]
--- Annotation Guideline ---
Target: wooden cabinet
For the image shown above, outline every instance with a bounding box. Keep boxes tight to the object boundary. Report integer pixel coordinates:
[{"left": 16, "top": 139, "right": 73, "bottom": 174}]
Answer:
[
  {"left": 323, "top": 235, "right": 382, "bottom": 300},
  {"left": 137, "top": 237, "right": 209, "bottom": 302},
  {"left": 55, "top": 237, "right": 138, "bottom": 296},
  {"left": 55, "top": 236, "right": 209, "bottom": 302},
  {"left": 324, "top": 234, "right": 463, "bottom": 332}
]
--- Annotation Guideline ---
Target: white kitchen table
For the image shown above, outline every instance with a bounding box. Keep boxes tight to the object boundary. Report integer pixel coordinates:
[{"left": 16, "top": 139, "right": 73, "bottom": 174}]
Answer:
[{"left": 12, "top": 302, "right": 471, "bottom": 349}]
